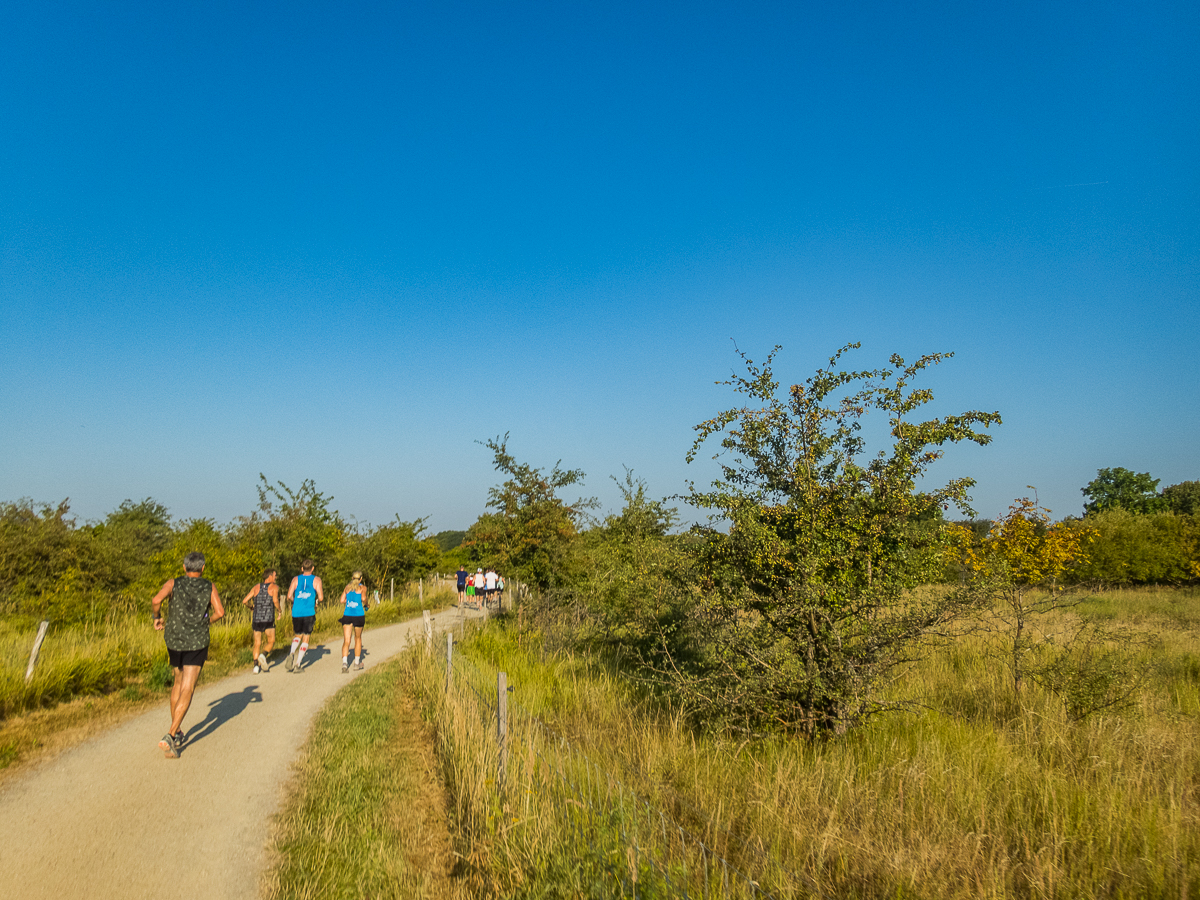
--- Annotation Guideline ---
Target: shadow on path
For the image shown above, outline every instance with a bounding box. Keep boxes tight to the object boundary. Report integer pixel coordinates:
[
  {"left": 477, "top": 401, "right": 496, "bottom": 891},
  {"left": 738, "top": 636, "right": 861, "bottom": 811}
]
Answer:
[
  {"left": 293, "top": 645, "right": 331, "bottom": 670},
  {"left": 183, "top": 685, "right": 262, "bottom": 750}
]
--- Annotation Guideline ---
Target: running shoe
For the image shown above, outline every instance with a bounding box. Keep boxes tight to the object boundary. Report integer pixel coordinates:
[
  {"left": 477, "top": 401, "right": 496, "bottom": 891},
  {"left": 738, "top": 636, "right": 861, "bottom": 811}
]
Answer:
[
  {"left": 341, "top": 662, "right": 349, "bottom": 673},
  {"left": 172, "top": 731, "right": 185, "bottom": 749},
  {"left": 258, "top": 652, "right": 268, "bottom": 671},
  {"left": 159, "top": 734, "right": 180, "bottom": 759},
  {"left": 284, "top": 651, "right": 295, "bottom": 672},
  {"left": 354, "top": 660, "right": 364, "bottom": 670},
  {"left": 253, "top": 665, "right": 261, "bottom": 674}
]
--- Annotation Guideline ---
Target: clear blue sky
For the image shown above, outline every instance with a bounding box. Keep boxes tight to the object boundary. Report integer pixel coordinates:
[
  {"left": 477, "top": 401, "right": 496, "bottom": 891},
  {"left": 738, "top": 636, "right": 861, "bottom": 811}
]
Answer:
[{"left": 2, "top": 0, "right": 1197, "bottom": 532}]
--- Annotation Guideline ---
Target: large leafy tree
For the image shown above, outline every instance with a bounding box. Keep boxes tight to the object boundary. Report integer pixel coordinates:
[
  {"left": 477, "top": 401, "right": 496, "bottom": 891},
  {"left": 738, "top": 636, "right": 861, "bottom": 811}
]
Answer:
[
  {"left": 341, "top": 517, "right": 440, "bottom": 593},
  {"left": 1081, "top": 467, "right": 1164, "bottom": 515},
  {"left": 1161, "top": 481, "right": 1200, "bottom": 516},
  {"left": 675, "top": 343, "right": 1001, "bottom": 735},
  {"left": 466, "top": 435, "right": 597, "bottom": 592},
  {"left": 232, "top": 476, "right": 348, "bottom": 586}
]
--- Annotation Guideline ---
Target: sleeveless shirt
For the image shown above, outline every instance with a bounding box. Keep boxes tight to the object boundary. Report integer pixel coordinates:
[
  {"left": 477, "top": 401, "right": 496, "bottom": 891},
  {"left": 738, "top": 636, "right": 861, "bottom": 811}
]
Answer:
[
  {"left": 292, "top": 574, "right": 317, "bottom": 617},
  {"left": 164, "top": 576, "right": 213, "bottom": 651},
  {"left": 344, "top": 588, "right": 365, "bottom": 616},
  {"left": 252, "top": 582, "right": 275, "bottom": 623}
]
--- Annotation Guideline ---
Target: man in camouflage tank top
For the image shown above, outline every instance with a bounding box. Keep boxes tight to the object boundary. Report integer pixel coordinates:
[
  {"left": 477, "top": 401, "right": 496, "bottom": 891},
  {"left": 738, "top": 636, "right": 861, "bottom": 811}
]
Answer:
[{"left": 150, "top": 551, "right": 226, "bottom": 758}]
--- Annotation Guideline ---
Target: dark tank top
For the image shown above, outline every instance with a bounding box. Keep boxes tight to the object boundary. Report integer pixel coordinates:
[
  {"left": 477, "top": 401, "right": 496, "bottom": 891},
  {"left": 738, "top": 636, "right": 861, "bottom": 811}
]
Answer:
[
  {"left": 252, "top": 582, "right": 275, "bottom": 623},
  {"left": 164, "top": 576, "right": 212, "bottom": 652}
]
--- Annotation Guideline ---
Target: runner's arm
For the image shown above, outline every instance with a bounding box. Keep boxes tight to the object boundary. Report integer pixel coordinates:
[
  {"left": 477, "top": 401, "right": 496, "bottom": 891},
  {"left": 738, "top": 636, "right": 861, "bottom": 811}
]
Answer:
[
  {"left": 150, "top": 579, "right": 174, "bottom": 630},
  {"left": 241, "top": 585, "right": 258, "bottom": 606},
  {"left": 209, "top": 585, "right": 225, "bottom": 623},
  {"left": 315, "top": 577, "right": 324, "bottom": 604},
  {"left": 270, "top": 584, "right": 281, "bottom": 613},
  {"left": 287, "top": 577, "right": 298, "bottom": 602}
]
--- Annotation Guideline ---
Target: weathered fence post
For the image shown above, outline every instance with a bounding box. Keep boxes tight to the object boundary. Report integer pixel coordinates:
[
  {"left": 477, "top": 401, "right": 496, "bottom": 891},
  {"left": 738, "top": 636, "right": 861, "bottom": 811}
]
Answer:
[
  {"left": 419, "top": 577, "right": 424, "bottom": 605},
  {"left": 423, "top": 610, "right": 432, "bottom": 654},
  {"left": 25, "top": 620, "right": 50, "bottom": 684},
  {"left": 390, "top": 577, "right": 394, "bottom": 603},
  {"left": 445, "top": 631, "right": 453, "bottom": 693},
  {"left": 497, "top": 670, "right": 508, "bottom": 793}
]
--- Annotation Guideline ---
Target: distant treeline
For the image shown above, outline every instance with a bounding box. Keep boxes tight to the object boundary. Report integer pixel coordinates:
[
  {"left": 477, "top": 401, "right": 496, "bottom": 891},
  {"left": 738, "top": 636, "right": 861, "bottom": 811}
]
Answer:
[
  {"left": 950, "top": 470, "right": 1200, "bottom": 586},
  {"left": 0, "top": 476, "right": 444, "bottom": 625}
]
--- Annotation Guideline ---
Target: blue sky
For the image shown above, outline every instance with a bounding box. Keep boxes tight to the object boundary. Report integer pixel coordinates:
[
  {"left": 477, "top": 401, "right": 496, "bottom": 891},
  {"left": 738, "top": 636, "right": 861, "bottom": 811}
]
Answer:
[{"left": 2, "top": 0, "right": 1197, "bottom": 532}]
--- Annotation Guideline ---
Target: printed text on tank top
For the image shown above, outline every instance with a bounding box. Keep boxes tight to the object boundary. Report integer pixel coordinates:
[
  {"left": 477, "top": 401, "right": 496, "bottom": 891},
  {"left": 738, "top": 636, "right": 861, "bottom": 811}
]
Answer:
[{"left": 293, "top": 574, "right": 317, "bottom": 617}]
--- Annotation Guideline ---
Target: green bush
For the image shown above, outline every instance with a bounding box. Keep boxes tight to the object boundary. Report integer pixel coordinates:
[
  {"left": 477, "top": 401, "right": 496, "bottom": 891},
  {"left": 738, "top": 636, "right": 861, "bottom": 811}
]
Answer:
[{"left": 1068, "top": 509, "right": 1199, "bottom": 585}]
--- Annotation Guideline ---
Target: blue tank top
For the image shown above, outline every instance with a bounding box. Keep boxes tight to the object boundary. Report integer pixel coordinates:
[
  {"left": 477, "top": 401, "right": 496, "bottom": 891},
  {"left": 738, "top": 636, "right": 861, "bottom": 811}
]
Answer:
[
  {"left": 293, "top": 574, "right": 317, "bottom": 617},
  {"left": 344, "top": 589, "right": 364, "bottom": 616}
]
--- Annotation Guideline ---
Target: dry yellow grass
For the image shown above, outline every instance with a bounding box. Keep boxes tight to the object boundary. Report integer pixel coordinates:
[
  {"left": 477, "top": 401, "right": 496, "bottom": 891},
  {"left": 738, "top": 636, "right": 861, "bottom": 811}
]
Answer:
[{"left": 407, "top": 586, "right": 1200, "bottom": 899}]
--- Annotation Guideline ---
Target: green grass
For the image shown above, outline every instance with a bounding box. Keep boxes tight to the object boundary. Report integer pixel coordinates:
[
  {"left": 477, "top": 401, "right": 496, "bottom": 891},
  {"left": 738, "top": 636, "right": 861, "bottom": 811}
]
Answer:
[{"left": 263, "top": 657, "right": 464, "bottom": 900}]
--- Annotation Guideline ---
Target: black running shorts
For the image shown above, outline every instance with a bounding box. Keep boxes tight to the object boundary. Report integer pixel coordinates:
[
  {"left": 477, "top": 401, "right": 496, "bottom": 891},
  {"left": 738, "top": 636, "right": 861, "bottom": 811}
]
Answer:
[
  {"left": 339, "top": 615, "right": 366, "bottom": 627},
  {"left": 252, "top": 619, "right": 276, "bottom": 633},
  {"left": 167, "top": 646, "right": 209, "bottom": 668},
  {"left": 293, "top": 615, "right": 316, "bottom": 635}
]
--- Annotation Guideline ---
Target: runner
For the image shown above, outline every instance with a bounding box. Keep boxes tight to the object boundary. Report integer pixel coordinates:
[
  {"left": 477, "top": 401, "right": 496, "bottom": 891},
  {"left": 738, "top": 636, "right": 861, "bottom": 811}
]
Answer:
[
  {"left": 496, "top": 572, "right": 505, "bottom": 609},
  {"left": 338, "top": 571, "right": 368, "bottom": 673},
  {"left": 456, "top": 565, "right": 468, "bottom": 606},
  {"left": 285, "top": 559, "right": 323, "bottom": 673},
  {"left": 474, "top": 568, "right": 484, "bottom": 609},
  {"left": 484, "top": 567, "right": 498, "bottom": 610},
  {"left": 465, "top": 571, "right": 476, "bottom": 607},
  {"left": 241, "top": 568, "right": 280, "bottom": 673},
  {"left": 150, "top": 551, "right": 225, "bottom": 758}
]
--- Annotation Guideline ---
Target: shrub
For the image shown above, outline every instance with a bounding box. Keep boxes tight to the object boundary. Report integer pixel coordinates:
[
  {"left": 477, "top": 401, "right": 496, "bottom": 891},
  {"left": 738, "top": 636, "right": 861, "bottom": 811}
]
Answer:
[{"left": 1068, "top": 509, "right": 1200, "bottom": 585}]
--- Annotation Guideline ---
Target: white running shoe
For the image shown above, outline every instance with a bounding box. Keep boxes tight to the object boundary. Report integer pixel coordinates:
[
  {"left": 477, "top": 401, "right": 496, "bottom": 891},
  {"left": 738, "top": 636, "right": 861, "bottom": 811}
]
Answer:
[
  {"left": 258, "top": 652, "right": 268, "bottom": 670},
  {"left": 284, "top": 651, "right": 295, "bottom": 672},
  {"left": 253, "top": 665, "right": 261, "bottom": 674}
]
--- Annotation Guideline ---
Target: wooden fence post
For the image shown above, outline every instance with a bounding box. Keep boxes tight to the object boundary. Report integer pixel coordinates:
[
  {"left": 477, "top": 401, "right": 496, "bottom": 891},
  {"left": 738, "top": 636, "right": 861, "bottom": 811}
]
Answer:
[
  {"left": 25, "top": 620, "right": 50, "bottom": 684},
  {"left": 446, "top": 631, "right": 453, "bottom": 693},
  {"left": 419, "top": 577, "right": 423, "bottom": 605},
  {"left": 498, "top": 670, "right": 508, "bottom": 793},
  {"left": 390, "top": 577, "right": 394, "bottom": 603},
  {"left": 423, "top": 610, "right": 432, "bottom": 655}
]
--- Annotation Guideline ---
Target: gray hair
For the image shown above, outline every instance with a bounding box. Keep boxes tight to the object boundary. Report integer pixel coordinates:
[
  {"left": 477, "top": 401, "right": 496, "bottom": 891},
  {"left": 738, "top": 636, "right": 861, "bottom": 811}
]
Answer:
[{"left": 183, "top": 551, "right": 206, "bottom": 573}]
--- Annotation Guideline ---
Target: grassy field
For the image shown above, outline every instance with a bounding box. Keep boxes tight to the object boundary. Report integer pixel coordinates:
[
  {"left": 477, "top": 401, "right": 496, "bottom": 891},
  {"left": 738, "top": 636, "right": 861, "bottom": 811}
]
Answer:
[
  {"left": 0, "top": 583, "right": 455, "bottom": 776},
  {"left": 263, "top": 657, "right": 466, "bottom": 900},
  {"left": 401, "top": 586, "right": 1200, "bottom": 899}
]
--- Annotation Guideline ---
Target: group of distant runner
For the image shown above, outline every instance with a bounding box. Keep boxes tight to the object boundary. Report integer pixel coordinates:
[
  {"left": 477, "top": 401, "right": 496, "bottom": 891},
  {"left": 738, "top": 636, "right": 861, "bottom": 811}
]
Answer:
[
  {"left": 149, "top": 554, "right": 369, "bottom": 759},
  {"left": 456, "top": 565, "right": 504, "bottom": 609}
]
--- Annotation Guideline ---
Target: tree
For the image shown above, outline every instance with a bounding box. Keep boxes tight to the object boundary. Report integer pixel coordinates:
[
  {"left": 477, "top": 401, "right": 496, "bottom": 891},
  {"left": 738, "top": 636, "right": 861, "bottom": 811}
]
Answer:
[
  {"left": 950, "top": 498, "right": 1093, "bottom": 696},
  {"left": 90, "top": 498, "right": 174, "bottom": 597},
  {"left": 1067, "top": 508, "right": 1200, "bottom": 585},
  {"left": 1081, "top": 467, "right": 1163, "bottom": 515},
  {"left": 343, "top": 517, "right": 440, "bottom": 591},
  {"left": 0, "top": 499, "right": 80, "bottom": 605},
  {"left": 466, "top": 435, "right": 597, "bottom": 592},
  {"left": 575, "top": 469, "right": 684, "bottom": 647},
  {"left": 232, "top": 476, "right": 348, "bottom": 586},
  {"left": 673, "top": 343, "right": 1001, "bottom": 735},
  {"left": 951, "top": 499, "right": 1155, "bottom": 720},
  {"left": 1161, "top": 481, "right": 1200, "bottom": 516}
]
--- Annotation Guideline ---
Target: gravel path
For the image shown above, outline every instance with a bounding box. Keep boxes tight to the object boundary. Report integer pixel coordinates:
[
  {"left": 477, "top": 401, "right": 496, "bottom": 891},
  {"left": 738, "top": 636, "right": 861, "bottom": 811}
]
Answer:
[{"left": 0, "top": 606, "right": 477, "bottom": 900}]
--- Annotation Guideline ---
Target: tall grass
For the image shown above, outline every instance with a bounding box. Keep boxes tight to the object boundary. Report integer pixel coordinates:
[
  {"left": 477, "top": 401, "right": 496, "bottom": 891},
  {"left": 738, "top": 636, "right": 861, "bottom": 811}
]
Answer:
[
  {"left": 406, "top": 586, "right": 1200, "bottom": 899},
  {"left": 264, "top": 657, "right": 464, "bottom": 900}
]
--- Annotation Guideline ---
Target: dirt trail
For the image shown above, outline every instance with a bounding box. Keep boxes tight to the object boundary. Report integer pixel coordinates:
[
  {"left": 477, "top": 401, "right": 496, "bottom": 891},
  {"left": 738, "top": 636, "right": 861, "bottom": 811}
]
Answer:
[{"left": 0, "top": 606, "right": 476, "bottom": 900}]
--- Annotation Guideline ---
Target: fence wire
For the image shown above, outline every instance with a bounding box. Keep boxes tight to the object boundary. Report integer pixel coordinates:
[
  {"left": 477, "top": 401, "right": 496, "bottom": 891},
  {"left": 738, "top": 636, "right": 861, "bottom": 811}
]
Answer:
[{"left": 439, "top": 634, "right": 835, "bottom": 900}]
